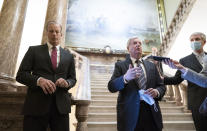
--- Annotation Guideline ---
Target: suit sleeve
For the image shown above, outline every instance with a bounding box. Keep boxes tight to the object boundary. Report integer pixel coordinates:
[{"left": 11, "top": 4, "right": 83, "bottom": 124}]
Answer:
[
  {"left": 154, "top": 64, "right": 166, "bottom": 100},
  {"left": 66, "top": 54, "right": 76, "bottom": 89},
  {"left": 16, "top": 47, "right": 39, "bottom": 88},
  {"left": 164, "top": 70, "right": 184, "bottom": 85},
  {"left": 164, "top": 58, "right": 185, "bottom": 85},
  {"left": 108, "top": 62, "right": 125, "bottom": 93},
  {"left": 182, "top": 69, "right": 207, "bottom": 88}
]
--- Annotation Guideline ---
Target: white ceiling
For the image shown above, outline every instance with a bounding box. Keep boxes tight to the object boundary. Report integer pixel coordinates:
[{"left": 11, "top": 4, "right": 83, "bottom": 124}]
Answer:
[{"left": 163, "top": 0, "right": 207, "bottom": 74}]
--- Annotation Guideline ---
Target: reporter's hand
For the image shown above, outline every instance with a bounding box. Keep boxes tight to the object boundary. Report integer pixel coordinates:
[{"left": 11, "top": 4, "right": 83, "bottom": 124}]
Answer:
[
  {"left": 39, "top": 78, "right": 56, "bottom": 94},
  {"left": 163, "top": 59, "right": 177, "bottom": 69},
  {"left": 164, "top": 59, "right": 186, "bottom": 71},
  {"left": 124, "top": 64, "right": 142, "bottom": 82},
  {"left": 55, "top": 78, "right": 69, "bottom": 88}
]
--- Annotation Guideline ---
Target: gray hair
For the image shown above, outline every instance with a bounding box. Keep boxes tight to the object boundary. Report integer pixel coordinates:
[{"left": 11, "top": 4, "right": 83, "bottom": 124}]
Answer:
[
  {"left": 190, "top": 32, "right": 206, "bottom": 42},
  {"left": 126, "top": 37, "right": 139, "bottom": 50},
  {"left": 46, "top": 21, "right": 62, "bottom": 32}
]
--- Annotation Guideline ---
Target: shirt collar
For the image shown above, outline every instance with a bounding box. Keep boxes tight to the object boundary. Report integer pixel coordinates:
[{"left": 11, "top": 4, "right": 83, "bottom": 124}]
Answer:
[
  {"left": 47, "top": 42, "right": 60, "bottom": 51},
  {"left": 130, "top": 56, "right": 142, "bottom": 64},
  {"left": 193, "top": 51, "right": 205, "bottom": 57}
]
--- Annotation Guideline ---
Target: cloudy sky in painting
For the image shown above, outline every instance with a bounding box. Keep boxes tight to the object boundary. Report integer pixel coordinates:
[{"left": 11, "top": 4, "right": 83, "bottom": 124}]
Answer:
[{"left": 66, "top": 0, "right": 160, "bottom": 51}]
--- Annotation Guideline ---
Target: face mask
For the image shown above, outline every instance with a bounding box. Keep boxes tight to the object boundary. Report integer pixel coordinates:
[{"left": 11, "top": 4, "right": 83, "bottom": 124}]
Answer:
[
  {"left": 139, "top": 89, "right": 158, "bottom": 112},
  {"left": 191, "top": 41, "right": 202, "bottom": 51}
]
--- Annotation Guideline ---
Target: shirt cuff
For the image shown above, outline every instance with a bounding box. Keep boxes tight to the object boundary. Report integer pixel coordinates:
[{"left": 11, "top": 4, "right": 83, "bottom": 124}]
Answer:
[
  {"left": 155, "top": 89, "right": 160, "bottom": 98},
  {"left": 123, "top": 75, "right": 128, "bottom": 84},
  {"left": 37, "top": 77, "right": 42, "bottom": 86},
  {"left": 181, "top": 68, "right": 188, "bottom": 78},
  {"left": 66, "top": 80, "right": 70, "bottom": 88}
]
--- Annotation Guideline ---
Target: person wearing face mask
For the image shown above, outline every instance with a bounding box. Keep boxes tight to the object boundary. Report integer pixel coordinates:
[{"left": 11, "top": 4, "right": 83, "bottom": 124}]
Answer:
[
  {"left": 163, "top": 32, "right": 207, "bottom": 131},
  {"left": 164, "top": 55, "right": 207, "bottom": 88},
  {"left": 108, "top": 37, "right": 166, "bottom": 131}
]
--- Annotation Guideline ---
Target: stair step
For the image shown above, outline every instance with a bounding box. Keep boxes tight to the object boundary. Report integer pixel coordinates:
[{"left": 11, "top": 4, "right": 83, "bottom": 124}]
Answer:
[
  {"left": 89, "top": 106, "right": 116, "bottom": 113},
  {"left": 91, "top": 91, "right": 113, "bottom": 95},
  {"left": 87, "top": 121, "right": 195, "bottom": 131},
  {"left": 90, "top": 100, "right": 179, "bottom": 107},
  {"left": 90, "top": 78, "right": 111, "bottom": 81},
  {"left": 91, "top": 85, "right": 108, "bottom": 87},
  {"left": 91, "top": 100, "right": 116, "bottom": 106},
  {"left": 91, "top": 95, "right": 117, "bottom": 100},
  {"left": 89, "top": 106, "right": 185, "bottom": 113},
  {"left": 90, "top": 83, "right": 108, "bottom": 86},
  {"left": 161, "top": 106, "right": 184, "bottom": 113},
  {"left": 88, "top": 113, "right": 192, "bottom": 122},
  {"left": 91, "top": 88, "right": 108, "bottom": 92},
  {"left": 163, "top": 121, "right": 195, "bottom": 130}
]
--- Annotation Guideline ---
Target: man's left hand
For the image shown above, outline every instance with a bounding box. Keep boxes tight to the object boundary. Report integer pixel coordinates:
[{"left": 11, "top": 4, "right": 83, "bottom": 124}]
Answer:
[
  {"left": 55, "top": 78, "right": 69, "bottom": 88},
  {"left": 144, "top": 88, "right": 158, "bottom": 98}
]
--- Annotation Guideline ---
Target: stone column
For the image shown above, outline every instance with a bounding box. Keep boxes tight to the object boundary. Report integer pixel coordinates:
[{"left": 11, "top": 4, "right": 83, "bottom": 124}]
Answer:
[
  {"left": 74, "top": 100, "right": 90, "bottom": 131},
  {"left": 174, "top": 85, "right": 182, "bottom": 106},
  {"left": 0, "top": 0, "right": 28, "bottom": 90},
  {"left": 41, "top": 0, "right": 69, "bottom": 47}
]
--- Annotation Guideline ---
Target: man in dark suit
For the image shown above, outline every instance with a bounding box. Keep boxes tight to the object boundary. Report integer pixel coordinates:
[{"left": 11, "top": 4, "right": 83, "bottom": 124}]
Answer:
[
  {"left": 164, "top": 32, "right": 207, "bottom": 131},
  {"left": 16, "top": 21, "right": 76, "bottom": 131},
  {"left": 108, "top": 37, "right": 166, "bottom": 131}
]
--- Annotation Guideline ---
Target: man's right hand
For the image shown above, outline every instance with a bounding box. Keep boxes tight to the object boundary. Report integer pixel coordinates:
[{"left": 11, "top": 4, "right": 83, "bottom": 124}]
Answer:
[
  {"left": 38, "top": 78, "right": 56, "bottom": 94},
  {"left": 124, "top": 64, "right": 142, "bottom": 82}
]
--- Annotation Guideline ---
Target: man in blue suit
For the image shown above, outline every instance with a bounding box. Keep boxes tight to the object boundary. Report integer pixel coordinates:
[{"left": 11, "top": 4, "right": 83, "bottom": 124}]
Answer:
[{"left": 108, "top": 37, "right": 166, "bottom": 131}]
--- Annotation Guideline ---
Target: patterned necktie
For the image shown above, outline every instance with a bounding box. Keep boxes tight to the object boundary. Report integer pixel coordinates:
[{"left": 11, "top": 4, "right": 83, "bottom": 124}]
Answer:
[
  {"left": 135, "top": 60, "right": 147, "bottom": 89},
  {"left": 51, "top": 46, "right": 57, "bottom": 70}
]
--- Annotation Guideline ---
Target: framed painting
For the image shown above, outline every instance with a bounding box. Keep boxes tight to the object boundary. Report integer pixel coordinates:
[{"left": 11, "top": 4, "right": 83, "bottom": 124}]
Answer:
[{"left": 65, "top": 0, "right": 161, "bottom": 53}]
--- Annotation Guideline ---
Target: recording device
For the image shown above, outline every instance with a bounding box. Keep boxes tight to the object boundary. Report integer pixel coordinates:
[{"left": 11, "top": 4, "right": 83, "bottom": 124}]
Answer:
[{"left": 147, "top": 55, "right": 170, "bottom": 61}]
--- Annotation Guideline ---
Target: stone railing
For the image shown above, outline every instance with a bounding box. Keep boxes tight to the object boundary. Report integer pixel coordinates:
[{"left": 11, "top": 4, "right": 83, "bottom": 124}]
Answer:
[
  {"left": 157, "top": 0, "right": 196, "bottom": 56},
  {"left": 67, "top": 48, "right": 91, "bottom": 131},
  {"left": 164, "top": 74, "right": 189, "bottom": 112},
  {"left": 0, "top": 49, "right": 91, "bottom": 131}
]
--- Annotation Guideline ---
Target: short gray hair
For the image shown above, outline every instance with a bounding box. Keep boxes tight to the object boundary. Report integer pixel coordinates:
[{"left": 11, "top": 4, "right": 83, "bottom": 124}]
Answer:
[
  {"left": 126, "top": 37, "right": 139, "bottom": 49},
  {"left": 190, "top": 32, "right": 206, "bottom": 42},
  {"left": 46, "top": 21, "right": 62, "bottom": 32}
]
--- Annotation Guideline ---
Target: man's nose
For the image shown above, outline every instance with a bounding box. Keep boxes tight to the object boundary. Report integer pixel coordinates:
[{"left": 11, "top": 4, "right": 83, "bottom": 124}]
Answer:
[{"left": 136, "top": 44, "right": 141, "bottom": 47}]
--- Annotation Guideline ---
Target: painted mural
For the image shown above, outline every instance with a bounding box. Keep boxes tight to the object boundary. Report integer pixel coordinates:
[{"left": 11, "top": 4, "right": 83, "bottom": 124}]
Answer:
[{"left": 65, "top": 0, "right": 161, "bottom": 52}]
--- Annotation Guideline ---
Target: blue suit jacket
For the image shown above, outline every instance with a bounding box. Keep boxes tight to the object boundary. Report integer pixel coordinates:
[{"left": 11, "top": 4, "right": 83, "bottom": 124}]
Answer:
[
  {"left": 108, "top": 55, "right": 166, "bottom": 131},
  {"left": 182, "top": 69, "right": 207, "bottom": 88}
]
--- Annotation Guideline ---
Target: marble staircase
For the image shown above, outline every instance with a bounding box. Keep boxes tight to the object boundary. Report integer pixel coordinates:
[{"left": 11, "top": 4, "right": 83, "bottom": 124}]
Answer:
[{"left": 88, "top": 65, "right": 196, "bottom": 131}]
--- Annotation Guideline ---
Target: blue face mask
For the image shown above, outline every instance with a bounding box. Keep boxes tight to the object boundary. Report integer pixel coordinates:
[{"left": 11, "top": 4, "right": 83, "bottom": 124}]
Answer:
[
  {"left": 191, "top": 41, "right": 202, "bottom": 51},
  {"left": 139, "top": 89, "right": 158, "bottom": 112}
]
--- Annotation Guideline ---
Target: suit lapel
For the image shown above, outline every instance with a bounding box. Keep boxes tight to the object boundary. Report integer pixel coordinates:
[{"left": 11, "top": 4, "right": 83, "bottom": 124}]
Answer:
[
  {"left": 190, "top": 53, "right": 203, "bottom": 72},
  {"left": 42, "top": 44, "right": 54, "bottom": 71},
  {"left": 142, "top": 60, "right": 150, "bottom": 88}
]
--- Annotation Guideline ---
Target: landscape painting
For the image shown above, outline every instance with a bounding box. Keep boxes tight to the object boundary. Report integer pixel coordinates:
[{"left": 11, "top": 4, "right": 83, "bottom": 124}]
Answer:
[{"left": 65, "top": 0, "right": 161, "bottom": 52}]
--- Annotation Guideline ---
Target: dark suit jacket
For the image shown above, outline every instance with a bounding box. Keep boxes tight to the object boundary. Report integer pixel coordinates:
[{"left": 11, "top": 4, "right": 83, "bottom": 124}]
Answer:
[
  {"left": 164, "top": 53, "right": 207, "bottom": 109},
  {"left": 16, "top": 44, "right": 76, "bottom": 116},
  {"left": 108, "top": 55, "right": 166, "bottom": 131}
]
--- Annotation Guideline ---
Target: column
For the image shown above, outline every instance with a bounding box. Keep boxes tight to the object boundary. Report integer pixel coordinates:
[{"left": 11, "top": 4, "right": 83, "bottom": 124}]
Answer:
[
  {"left": 41, "top": 0, "right": 69, "bottom": 47},
  {"left": 0, "top": 0, "right": 28, "bottom": 90}
]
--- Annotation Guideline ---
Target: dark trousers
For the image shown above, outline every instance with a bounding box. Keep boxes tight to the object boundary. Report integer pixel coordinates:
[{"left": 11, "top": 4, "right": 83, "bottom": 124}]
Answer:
[
  {"left": 23, "top": 98, "right": 69, "bottom": 131},
  {"left": 191, "top": 108, "right": 207, "bottom": 131},
  {"left": 134, "top": 101, "right": 161, "bottom": 131}
]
